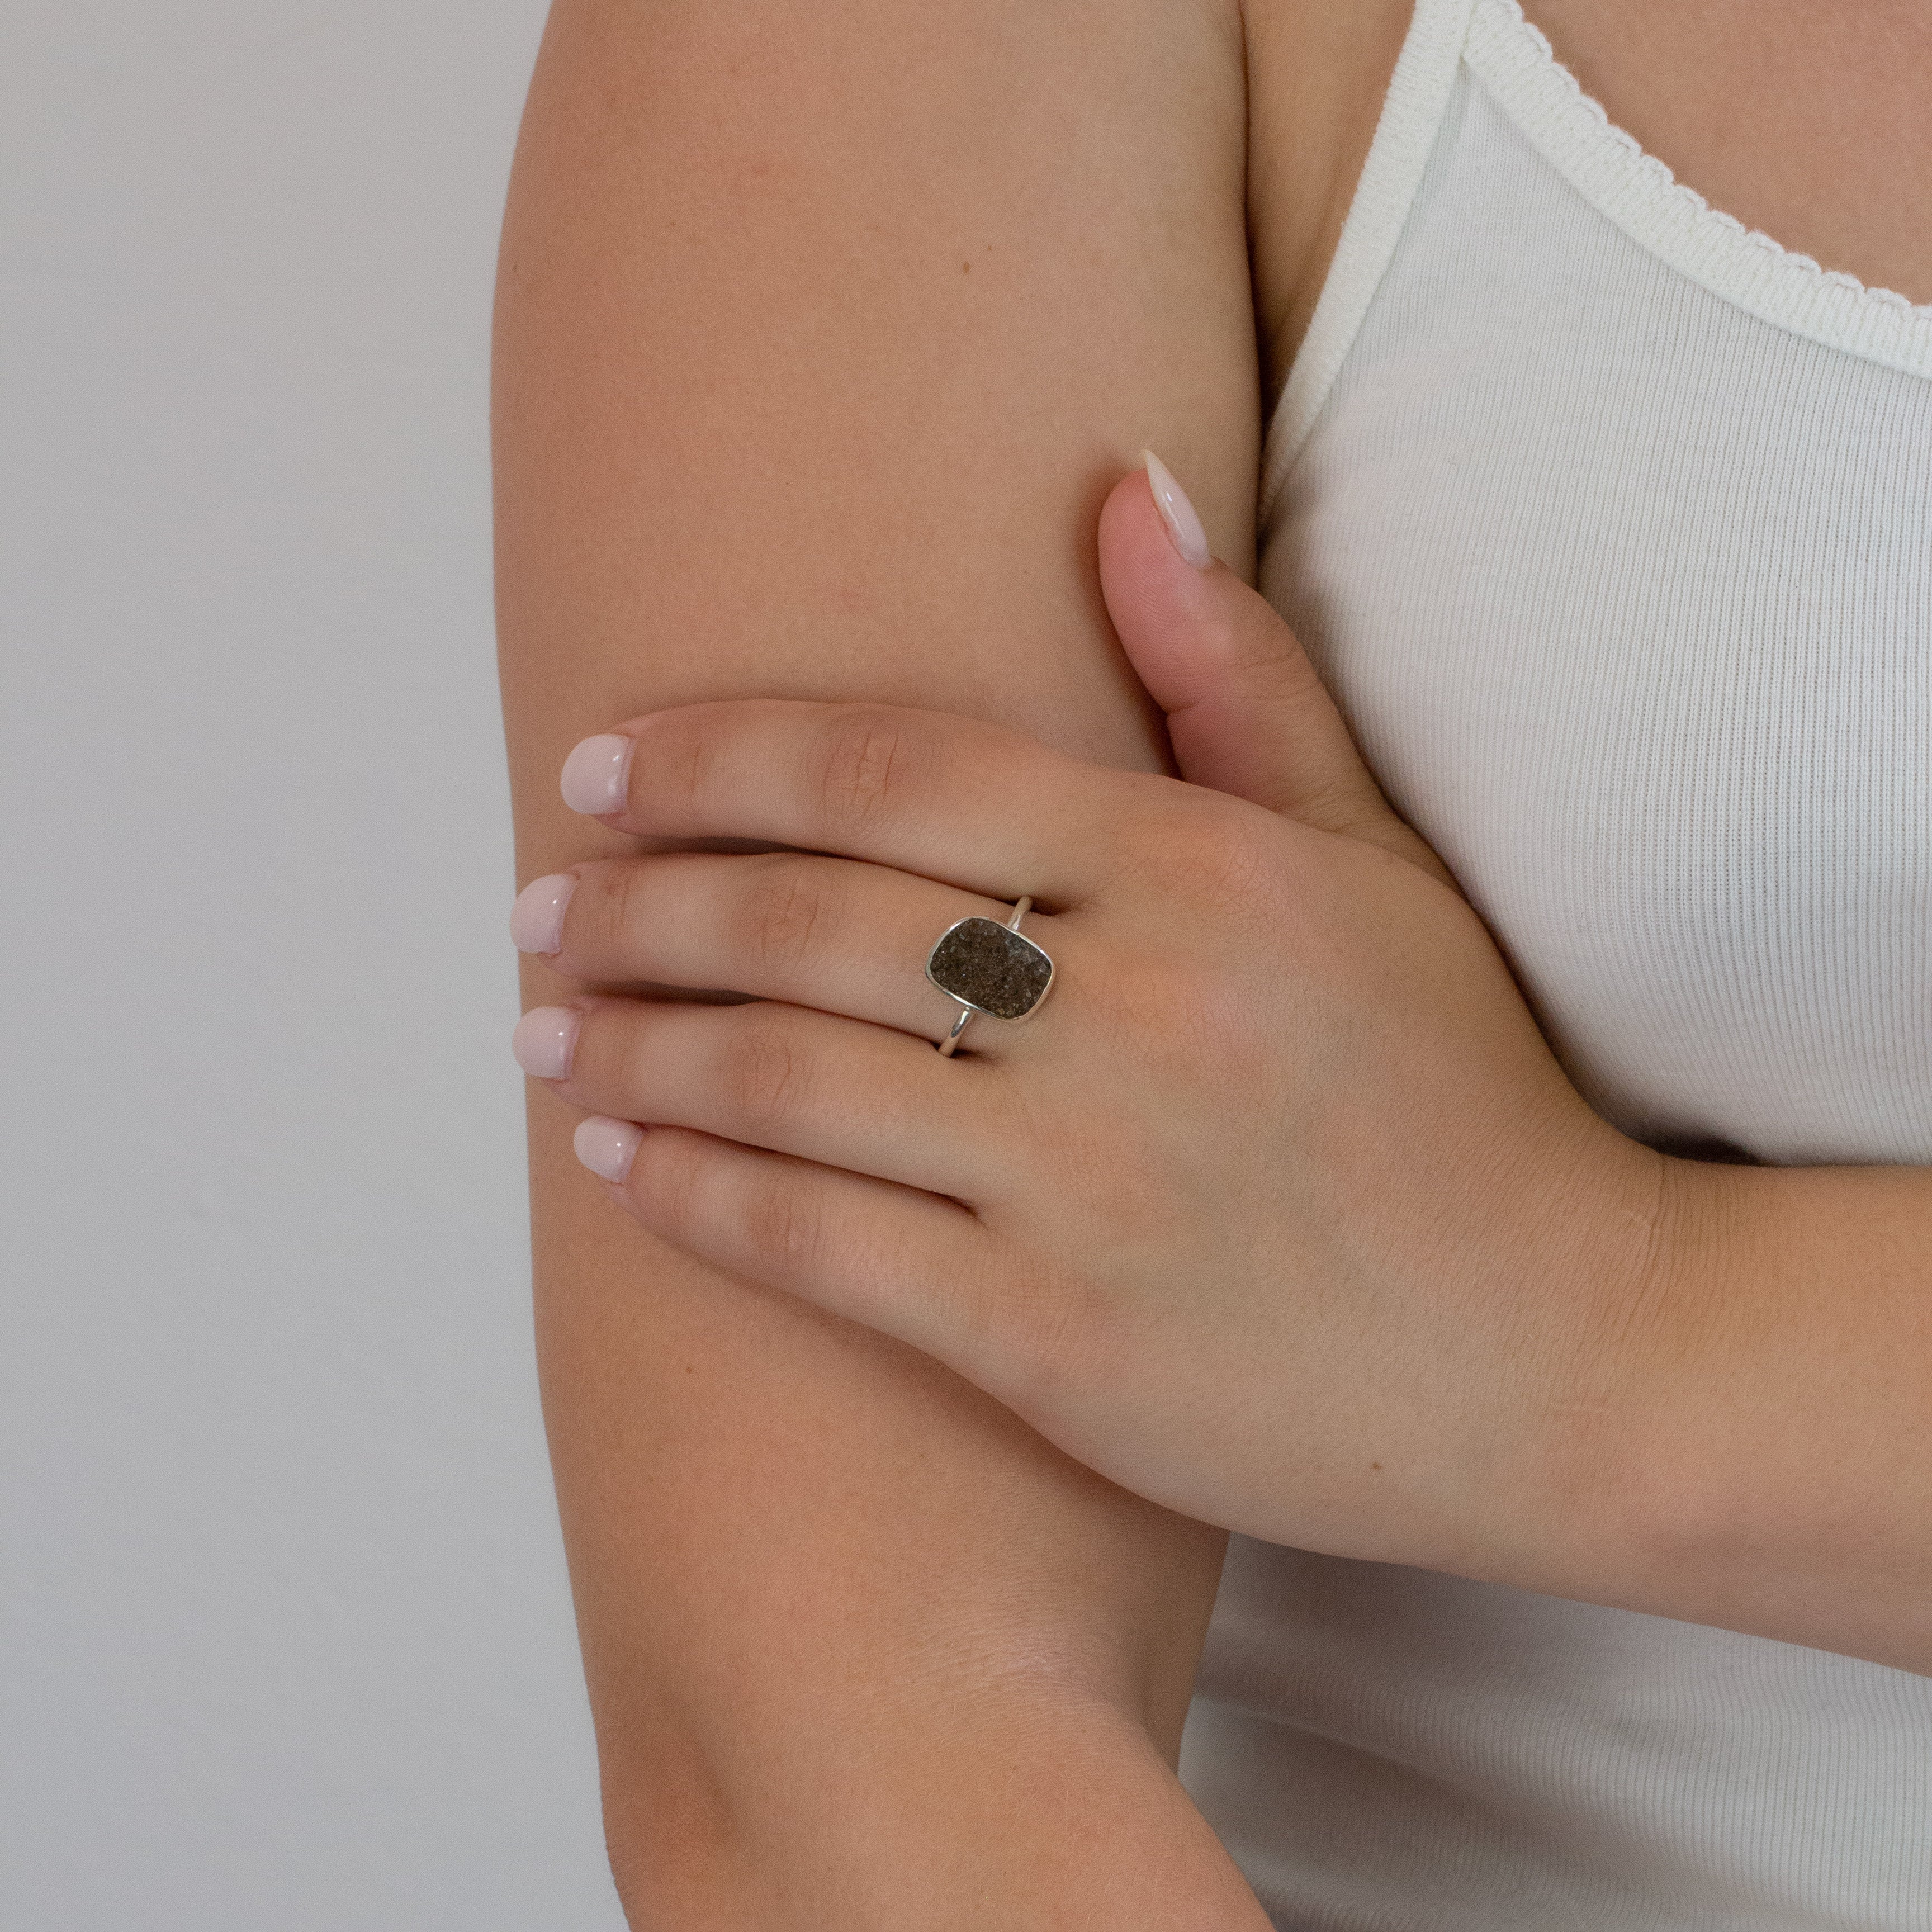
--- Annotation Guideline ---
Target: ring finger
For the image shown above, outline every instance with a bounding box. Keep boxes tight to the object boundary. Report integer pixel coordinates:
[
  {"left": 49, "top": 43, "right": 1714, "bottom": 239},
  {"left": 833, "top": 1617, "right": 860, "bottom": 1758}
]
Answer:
[{"left": 513, "top": 849, "right": 1063, "bottom": 1054}]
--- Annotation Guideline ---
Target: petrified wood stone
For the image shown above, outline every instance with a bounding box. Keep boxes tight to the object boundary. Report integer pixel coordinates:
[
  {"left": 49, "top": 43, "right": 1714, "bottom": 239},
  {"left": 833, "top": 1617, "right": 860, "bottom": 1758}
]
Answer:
[{"left": 925, "top": 916, "right": 1053, "bottom": 1020}]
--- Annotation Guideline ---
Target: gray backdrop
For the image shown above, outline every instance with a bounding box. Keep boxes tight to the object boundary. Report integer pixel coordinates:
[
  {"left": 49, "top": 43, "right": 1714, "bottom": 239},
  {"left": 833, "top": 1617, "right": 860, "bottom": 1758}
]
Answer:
[{"left": 2, "top": 4, "right": 629, "bottom": 1925}]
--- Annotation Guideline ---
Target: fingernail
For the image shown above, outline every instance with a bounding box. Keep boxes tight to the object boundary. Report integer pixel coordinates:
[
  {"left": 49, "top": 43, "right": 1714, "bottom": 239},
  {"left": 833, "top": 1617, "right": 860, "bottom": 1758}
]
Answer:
[
  {"left": 574, "top": 1115, "right": 643, "bottom": 1183},
  {"left": 561, "top": 733, "right": 636, "bottom": 816},
  {"left": 510, "top": 873, "right": 578, "bottom": 955},
  {"left": 1142, "top": 450, "right": 1212, "bottom": 569},
  {"left": 512, "top": 1005, "right": 583, "bottom": 1081}
]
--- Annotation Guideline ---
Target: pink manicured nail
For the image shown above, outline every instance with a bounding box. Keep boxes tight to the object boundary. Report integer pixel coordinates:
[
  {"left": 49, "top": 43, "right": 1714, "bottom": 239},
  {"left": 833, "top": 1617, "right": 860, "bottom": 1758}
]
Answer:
[
  {"left": 512, "top": 1005, "right": 582, "bottom": 1081},
  {"left": 1142, "top": 450, "right": 1212, "bottom": 569},
  {"left": 561, "top": 733, "right": 636, "bottom": 816},
  {"left": 509, "top": 873, "right": 578, "bottom": 955},
  {"left": 574, "top": 1115, "right": 643, "bottom": 1183}
]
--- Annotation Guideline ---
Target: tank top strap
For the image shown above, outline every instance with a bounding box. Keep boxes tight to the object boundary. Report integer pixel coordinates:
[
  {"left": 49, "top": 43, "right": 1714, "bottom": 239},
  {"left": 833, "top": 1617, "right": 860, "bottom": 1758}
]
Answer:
[{"left": 1259, "top": 0, "right": 1479, "bottom": 524}]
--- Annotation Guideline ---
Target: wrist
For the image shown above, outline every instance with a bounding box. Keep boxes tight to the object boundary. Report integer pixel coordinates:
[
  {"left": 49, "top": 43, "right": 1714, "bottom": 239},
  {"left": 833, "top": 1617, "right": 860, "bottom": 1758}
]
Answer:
[
  {"left": 1451, "top": 1108, "right": 1688, "bottom": 1599},
  {"left": 1493, "top": 1139, "right": 1781, "bottom": 1623},
  {"left": 1531, "top": 1153, "right": 1932, "bottom": 1668}
]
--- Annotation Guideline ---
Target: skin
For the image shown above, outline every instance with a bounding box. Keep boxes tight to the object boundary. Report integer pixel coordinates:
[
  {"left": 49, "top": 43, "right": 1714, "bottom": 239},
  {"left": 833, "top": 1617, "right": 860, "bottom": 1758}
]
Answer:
[
  {"left": 523, "top": 471, "right": 1932, "bottom": 1671},
  {"left": 520, "top": 471, "right": 1667, "bottom": 1592},
  {"left": 1521, "top": 0, "right": 1932, "bottom": 310},
  {"left": 495, "top": 0, "right": 1932, "bottom": 1919},
  {"left": 496, "top": 2, "right": 1278, "bottom": 1922}
]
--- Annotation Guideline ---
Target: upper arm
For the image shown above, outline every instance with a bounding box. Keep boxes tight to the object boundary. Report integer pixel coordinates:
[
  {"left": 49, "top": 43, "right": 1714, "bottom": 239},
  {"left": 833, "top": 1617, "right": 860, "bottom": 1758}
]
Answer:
[
  {"left": 492, "top": 0, "right": 1258, "bottom": 1902},
  {"left": 494, "top": 0, "right": 1258, "bottom": 746},
  {"left": 1241, "top": 0, "right": 1413, "bottom": 404}
]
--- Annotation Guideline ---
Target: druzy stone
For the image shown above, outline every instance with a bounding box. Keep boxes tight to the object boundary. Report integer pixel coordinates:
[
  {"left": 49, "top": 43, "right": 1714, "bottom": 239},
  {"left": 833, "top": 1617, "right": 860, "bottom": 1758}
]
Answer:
[{"left": 926, "top": 916, "right": 1053, "bottom": 1020}]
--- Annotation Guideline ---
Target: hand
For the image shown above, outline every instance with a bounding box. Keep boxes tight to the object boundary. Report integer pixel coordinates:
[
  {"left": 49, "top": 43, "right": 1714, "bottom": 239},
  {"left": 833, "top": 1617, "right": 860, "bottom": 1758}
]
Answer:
[{"left": 508, "top": 460, "right": 1673, "bottom": 1583}]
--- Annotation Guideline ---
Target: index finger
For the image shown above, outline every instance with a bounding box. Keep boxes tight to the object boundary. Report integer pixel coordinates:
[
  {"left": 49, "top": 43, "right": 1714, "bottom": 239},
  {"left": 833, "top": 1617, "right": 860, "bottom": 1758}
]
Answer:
[{"left": 561, "top": 699, "right": 1138, "bottom": 907}]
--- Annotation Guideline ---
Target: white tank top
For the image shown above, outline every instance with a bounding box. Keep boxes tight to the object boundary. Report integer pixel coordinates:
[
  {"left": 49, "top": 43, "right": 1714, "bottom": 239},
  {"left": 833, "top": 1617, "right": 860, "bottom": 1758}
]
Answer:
[{"left": 1178, "top": 1, "right": 1932, "bottom": 1923}]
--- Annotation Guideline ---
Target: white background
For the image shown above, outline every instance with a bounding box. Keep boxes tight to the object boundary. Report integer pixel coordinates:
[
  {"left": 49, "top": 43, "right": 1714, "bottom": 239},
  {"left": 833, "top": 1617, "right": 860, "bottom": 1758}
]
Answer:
[{"left": 2, "top": 4, "right": 628, "bottom": 1924}]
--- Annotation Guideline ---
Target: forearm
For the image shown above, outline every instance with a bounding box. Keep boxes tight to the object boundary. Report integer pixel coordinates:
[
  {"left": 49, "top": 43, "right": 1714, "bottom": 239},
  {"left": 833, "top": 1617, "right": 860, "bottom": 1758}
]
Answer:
[{"left": 1557, "top": 1154, "right": 1932, "bottom": 1672}]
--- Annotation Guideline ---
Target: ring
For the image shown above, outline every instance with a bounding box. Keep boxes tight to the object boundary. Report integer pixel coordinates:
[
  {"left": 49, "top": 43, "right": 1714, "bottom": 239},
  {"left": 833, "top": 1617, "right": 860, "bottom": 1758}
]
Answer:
[{"left": 926, "top": 896, "right": 1054, "bottom": 1055}]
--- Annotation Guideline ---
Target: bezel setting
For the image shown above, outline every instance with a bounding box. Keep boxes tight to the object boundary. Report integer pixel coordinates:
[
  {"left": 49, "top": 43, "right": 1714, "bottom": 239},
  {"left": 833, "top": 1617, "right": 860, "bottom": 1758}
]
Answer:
[{"left": 924, "top": 915, "right": 1054, "bottom": 1022}]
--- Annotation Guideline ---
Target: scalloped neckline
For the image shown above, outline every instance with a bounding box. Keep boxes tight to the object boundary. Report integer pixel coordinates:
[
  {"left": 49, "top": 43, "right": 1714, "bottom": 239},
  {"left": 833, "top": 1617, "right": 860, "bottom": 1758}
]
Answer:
[
  {"left": 1469, "top": 0, "right": 1932, "bottom": 372},
  {"left": 1260, "top": 0, "right": 1931, "bottom": 521}
]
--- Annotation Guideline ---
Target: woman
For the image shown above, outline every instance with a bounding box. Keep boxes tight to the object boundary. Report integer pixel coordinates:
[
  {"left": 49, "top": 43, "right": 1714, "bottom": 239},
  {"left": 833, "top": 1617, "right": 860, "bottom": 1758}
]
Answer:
[{"left": 493, "top": 0, "right": 1931, "bottom": 1922}]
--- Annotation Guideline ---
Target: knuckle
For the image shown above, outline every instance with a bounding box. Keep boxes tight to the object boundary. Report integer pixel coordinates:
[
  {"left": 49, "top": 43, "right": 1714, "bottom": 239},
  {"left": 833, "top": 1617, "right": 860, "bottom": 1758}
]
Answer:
[
  {"left": 719, "top": 1010, "right": 811, "bottom": 1128},
  {"left": 602, "top": 861, "right": 656, "bottom": 961},
  {"left": 811, "top": 706, "right": 926, "bottom": 834},
  {"left": 741, "top": 1169, "right": 826, "bottom": 1276},
  {"left": 737, "top": 858, "right": 834, "bottom": 978},
  {"left": 659, "top": 712, "right": 724, "bottom": 821},
  {"left": 1146, "top": 795, "right": 1276, "bottom": 905}
]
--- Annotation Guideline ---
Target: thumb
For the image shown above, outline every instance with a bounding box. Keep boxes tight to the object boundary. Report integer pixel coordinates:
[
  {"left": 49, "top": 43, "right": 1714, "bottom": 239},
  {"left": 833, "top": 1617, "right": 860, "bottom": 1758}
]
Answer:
[{"left": 1099, "top": 454, "right": 1456, "bottom": 888}]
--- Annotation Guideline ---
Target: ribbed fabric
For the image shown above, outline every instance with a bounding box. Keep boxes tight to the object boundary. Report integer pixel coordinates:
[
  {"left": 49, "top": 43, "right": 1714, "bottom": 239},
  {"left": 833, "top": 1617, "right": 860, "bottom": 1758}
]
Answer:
[{"left": 1179, "top": 2, "right": 1932, "bottom": 1925}]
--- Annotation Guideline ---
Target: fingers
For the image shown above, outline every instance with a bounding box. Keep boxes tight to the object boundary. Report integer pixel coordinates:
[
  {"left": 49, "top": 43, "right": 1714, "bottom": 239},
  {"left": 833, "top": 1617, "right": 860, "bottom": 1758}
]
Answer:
[
  {"left": 514, "top": 849, "right": 1048, "bottom": 1049},
  {"left": 560, "top": 698, "right": 1134, "bottom": 908},
  {"left": 1097, "top": 459, "right": 1370, "bottom": 816},
  {"left": 577, "top": 1121, "right": 1023, "bottom": 1380},
  {"left": 1098, "top": 461, "right": 1458, "bottom": 890},
  {"left": 515, "top": 995, "right": 1017, "bottom": 1202}
]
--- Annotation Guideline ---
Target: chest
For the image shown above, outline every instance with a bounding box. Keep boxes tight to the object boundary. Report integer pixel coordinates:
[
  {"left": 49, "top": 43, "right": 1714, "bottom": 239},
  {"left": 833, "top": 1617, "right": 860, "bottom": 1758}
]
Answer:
[
  {"left": 1522, "top": 0, "right": 1932, "bottom": 309},
  {"left": 1262, "top": 69, "right": 1932, "bottom": 1166},
  {"left": 1242, "top": 0, "right": 1932, "bottom": 402}
]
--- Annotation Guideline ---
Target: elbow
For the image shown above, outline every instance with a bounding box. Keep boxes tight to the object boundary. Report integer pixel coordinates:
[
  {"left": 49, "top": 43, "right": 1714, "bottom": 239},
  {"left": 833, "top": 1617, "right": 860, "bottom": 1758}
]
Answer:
[{"left": 598, "top": 1728, "right": 750, "bottom": 1930}]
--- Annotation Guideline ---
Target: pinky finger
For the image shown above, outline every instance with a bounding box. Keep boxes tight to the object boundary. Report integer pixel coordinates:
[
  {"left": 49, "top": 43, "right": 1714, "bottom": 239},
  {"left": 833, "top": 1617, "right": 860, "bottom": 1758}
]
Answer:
[{"left": 573, "top": 1116, "right": 1012, "bottom": 1382}]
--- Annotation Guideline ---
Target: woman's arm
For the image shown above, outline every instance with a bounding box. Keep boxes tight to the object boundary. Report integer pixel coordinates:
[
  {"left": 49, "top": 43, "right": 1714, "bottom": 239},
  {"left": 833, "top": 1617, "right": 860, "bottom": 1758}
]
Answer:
[
  {"left": 529, "top": 501, "right": 1932, "bottom": 1688},
  {"left": 1569, "top": 1158, "right": 1932, "bottom": 1675},
  {"left": 492, "top": 0, "right": 1272, "bottom": 1920}
]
